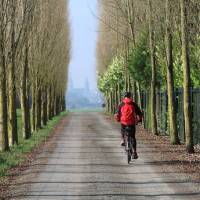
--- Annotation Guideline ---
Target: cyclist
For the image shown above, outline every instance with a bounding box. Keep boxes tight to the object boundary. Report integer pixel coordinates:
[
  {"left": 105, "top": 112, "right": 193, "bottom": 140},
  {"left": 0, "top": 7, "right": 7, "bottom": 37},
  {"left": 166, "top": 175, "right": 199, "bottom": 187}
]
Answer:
[{"left": 114, "top": 91, "right": 143, "bottom": 159}]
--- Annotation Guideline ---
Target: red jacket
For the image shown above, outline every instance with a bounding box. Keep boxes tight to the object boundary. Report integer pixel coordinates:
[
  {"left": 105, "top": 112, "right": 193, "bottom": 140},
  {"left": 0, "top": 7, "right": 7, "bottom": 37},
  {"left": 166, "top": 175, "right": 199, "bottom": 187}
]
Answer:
[{"left": 117, "top": 98, "right": 143, "bottom": 126}]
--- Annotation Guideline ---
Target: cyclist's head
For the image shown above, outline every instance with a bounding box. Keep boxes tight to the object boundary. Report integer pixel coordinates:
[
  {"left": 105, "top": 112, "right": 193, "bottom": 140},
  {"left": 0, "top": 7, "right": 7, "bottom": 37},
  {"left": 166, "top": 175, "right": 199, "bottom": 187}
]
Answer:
[{"left": 124, "top": 91, "right": 132, "bottom": 98}]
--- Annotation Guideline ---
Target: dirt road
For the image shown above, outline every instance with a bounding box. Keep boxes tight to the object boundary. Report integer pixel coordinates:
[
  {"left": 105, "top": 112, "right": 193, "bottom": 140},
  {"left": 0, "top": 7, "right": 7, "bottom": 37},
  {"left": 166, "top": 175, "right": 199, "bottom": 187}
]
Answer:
[{"left": 7, "top": 112, "right": 200, "bottom": 200}]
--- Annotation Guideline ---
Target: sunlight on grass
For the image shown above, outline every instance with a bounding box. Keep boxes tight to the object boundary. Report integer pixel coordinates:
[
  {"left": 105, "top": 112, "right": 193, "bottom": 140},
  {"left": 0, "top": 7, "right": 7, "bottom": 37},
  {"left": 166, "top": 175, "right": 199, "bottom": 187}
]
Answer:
[{"left": 0, "top": 111, "right": 67, "bottom": 176}]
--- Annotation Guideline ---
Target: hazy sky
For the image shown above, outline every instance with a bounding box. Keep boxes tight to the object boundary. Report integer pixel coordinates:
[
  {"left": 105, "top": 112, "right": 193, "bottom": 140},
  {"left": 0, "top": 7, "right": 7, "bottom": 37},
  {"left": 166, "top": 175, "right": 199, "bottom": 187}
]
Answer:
[{"left": 68, "top": 0, "right": 98, "bottom": 90}]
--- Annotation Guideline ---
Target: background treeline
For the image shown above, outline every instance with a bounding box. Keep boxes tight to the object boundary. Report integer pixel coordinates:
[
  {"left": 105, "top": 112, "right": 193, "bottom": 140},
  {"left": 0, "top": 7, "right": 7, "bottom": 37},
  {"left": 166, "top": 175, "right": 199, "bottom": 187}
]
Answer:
[
  {"left": 0, "top": 0, "right": 70, "bottom": 152},
  {"left": 97, "top": 0, "right": 200, "bottom": 153}
]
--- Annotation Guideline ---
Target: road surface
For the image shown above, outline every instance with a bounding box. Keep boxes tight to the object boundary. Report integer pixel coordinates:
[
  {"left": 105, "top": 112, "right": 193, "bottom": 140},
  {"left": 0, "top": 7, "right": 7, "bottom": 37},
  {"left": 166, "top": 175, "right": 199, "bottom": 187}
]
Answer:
[{"left": 8, "top": 112, "right": 200, "bottom": 200}]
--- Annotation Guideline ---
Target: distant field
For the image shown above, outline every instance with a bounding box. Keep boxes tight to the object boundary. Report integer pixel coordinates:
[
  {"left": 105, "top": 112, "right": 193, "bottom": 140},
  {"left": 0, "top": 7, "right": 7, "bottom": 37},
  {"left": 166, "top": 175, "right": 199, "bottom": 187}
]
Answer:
[{"left": 69, "top": 108, "right": 104, "bottom": 112}]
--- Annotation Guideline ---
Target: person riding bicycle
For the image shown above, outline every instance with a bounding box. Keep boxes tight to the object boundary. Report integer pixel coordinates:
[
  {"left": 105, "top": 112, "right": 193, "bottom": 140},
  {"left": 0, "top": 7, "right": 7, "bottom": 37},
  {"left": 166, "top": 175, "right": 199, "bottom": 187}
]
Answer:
[{"left": 115, "top": 91, "right": 143, "bottom": 159}]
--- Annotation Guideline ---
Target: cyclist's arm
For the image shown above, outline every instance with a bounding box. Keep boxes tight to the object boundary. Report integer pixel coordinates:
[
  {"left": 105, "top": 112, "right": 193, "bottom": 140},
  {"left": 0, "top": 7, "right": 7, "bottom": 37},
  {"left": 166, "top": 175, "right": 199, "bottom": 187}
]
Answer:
[{"left": 133, "top": 103, "right": 143, "bottom": 122}]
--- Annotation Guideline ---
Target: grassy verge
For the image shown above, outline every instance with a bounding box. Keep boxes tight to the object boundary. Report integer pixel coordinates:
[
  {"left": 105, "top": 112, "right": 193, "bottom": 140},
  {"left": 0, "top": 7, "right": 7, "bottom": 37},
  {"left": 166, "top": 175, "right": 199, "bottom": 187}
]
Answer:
[{"left": 0, "top": 111, "right": 68, "bottom": 177}]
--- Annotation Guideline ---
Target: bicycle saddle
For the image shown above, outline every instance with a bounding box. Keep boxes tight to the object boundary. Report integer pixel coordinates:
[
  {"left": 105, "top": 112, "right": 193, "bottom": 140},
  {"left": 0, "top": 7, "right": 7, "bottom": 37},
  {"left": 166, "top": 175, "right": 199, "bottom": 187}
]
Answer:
[{"left": 125, "top": 126, "right": 132, "bottom": 132}]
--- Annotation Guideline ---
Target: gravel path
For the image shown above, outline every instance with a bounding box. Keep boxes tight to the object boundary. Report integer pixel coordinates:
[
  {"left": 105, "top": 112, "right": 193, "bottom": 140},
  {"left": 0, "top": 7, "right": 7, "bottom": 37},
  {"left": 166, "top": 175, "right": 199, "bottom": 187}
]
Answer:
[{"left": 7, "top": 112, "right": 200, "bottom": 200}]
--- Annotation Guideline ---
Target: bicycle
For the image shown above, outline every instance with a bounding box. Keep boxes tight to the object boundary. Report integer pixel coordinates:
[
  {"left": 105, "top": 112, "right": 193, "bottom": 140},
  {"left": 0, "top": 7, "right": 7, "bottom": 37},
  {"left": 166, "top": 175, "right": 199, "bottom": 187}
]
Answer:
[{"left": 124, "top": 126, "right": 134, "bottom": 164}]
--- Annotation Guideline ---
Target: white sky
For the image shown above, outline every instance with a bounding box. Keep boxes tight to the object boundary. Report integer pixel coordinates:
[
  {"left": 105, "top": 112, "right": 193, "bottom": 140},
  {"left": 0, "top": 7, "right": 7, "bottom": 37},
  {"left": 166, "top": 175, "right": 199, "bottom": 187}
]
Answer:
[{"left": 68, "top": 0, "right": 98, "bottom": 90}]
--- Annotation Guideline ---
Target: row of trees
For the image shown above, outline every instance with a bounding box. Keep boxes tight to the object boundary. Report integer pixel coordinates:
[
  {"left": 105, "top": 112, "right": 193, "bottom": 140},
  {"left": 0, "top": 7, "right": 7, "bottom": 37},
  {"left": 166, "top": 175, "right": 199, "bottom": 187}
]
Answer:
[
  {"left": 0, "top": 0, "right": 70, "bottom": 151},
  {"left": 97, "top": 0, "right": 200, "bottom": 153}
]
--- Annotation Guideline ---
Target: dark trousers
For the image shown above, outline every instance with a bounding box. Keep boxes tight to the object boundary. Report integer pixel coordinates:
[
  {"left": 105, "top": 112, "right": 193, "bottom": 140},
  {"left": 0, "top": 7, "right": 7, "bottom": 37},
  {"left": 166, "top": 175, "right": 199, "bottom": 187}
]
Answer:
[{"left": 121, "top": 124, "right": 137, "bottom": 152}]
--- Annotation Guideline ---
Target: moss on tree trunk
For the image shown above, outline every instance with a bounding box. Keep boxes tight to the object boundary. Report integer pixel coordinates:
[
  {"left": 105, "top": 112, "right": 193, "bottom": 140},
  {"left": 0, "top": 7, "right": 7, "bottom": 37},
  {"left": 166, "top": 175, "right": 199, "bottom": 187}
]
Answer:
[
  {"left": 148, "top": 0, "right": 158, "bottom": 135},
  {"left": 180, "top": 0, "right": 194, "bottom": 153},
  {"left": 21, "top": 46, "right": 31, "bottom": 139},
  {"left": 166, "top": 0, "right": 180, "bottom": 145},
  {"left": 0, "top": 50, "right": 9, "bottom": 151}
]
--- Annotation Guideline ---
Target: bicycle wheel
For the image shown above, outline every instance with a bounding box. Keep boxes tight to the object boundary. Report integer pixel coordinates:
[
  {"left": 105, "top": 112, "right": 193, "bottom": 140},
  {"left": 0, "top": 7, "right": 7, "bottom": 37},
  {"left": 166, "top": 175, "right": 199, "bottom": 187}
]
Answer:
[{"left": 129, "top": 139, "right": 133, "bottom": 155}]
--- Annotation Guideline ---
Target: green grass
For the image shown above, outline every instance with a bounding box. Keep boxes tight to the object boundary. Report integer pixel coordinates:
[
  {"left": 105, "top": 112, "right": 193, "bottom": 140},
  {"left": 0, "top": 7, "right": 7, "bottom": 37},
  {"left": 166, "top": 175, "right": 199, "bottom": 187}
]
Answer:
[{"left": 0, "top": 111, "right": 67, "bottom": 177}]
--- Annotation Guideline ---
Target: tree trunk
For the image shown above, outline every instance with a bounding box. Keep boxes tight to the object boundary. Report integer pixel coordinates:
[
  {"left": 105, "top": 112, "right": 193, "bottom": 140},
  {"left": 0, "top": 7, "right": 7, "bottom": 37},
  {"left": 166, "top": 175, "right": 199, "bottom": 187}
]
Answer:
[
  {"left": 0, "top": 48, "right": 9, "bottom": 151},
  {"left": 148, "top": 0, "right": 158, "bottom": 135},
  {"left": 180, "top": 0, "right": 194, "bottom": 153},
  {"left": 35, "top": 79, "right": 42, "bottom": 130},
  {"left": 131, "top": 79, "right": 137, "bottom": 102},
  {"left": 125, "top": 72, "right": 128, "bottom": 92},
  {"left": 8, "top": 3, "right": 18, "bottom": 145},
  {"left": 50, "top": 88, "right": 55, "bottom": 118},
  {"left": 136, "top": 82, "right": 142, "bottom": 108},
  {"left": 36, "top": 86, "right": 42, "bottom": 130},
  {"left": 127, "top": 73, "right": 131, "bottom": 92},
  {"left": 56, "top": 95, "right": 60, "bottom": 115},
  {"left": 115, "top": 85, "right": 118, "bottom": 106},
  {"left": 8, "top": 59, "right": 18, "bottom": 145},
  {"left": 47, "top": 86, "right": 52, "bottom": 120},
  {"left": 107, "top": 96, "right": 109, "bottom": 113},
  {"left": 21, "top": 46, "right": 31, "bottom": 139},
  {"left": 42, "top": 87, "right": 47, "bottom": 126},
  {"left": 60, "top": 95, "right": 64, "bottom": 112},
  {"left": 118, "top": 81, "right": 121, "bottom": 104},
  {"left": 166, "top": 0, "right": 180, "bottom": 144},
  {"left": 109, "top": 92, "right": 112, "bottom": 113},
  {"left": 31, "top": 81, "right": 36, "bottom": 132},
  {"left": 106, "top": 92, "right": 109, "bottom": 113},
  {"left": 112, "top": 90, "right": 115, "bottom": 113},
  {"left": 62, "top": 95, "right": 66, "bottom": 111},
  {"left": 58, "top": 96, "right": 62, "bottom": 113},
  {"left": 26, "top": 93, "right": 31, "bottom": 136},
  {"left": 52, "top": 92, "right": 56, "bottom": 117}
]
